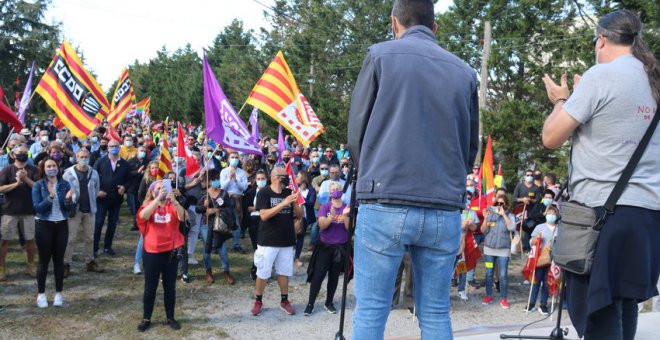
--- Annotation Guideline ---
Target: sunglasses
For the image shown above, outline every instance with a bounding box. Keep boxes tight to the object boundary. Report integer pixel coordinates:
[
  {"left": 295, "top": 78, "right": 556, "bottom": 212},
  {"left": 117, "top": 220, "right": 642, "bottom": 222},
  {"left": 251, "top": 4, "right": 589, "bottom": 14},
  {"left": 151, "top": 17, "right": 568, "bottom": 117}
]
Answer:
[
  {"left": 592, "top": 35, "right": 604, "bottom": 48},
  {"left": 495, "top": 202, "right": 505, "bottom": 206}
]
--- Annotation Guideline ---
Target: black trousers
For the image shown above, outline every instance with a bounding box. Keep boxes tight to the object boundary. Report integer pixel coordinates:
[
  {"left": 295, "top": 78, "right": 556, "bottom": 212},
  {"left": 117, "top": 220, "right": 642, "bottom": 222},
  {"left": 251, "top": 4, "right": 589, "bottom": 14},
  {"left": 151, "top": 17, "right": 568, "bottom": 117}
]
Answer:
[
  {"left": 307, "top": 243, "right": 343, "bottom": 307},
  {"left": 142, "top": 251, "right": 178, "bottom": 320},
  {"left": 35, "top": 220, "right": 68, "bottom": 293},
  {"left": 248, "top": 215, "right": 260, "bottom": 251}
]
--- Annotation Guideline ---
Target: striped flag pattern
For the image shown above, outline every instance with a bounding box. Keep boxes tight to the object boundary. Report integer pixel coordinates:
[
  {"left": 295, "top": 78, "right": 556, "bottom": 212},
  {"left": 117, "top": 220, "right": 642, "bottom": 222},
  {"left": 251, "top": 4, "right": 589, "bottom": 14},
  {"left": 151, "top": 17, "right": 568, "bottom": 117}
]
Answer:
[
  {"left": 107, "top": 67, "right": 136, "bottom": 127},
  {"left": 35, "top": 40, "right": 109, "bottom": 138},
  {"left": 158, "top": 138, "right": 173, "bottom": 180},
  {"left": 246, "top": 51, "right": 324, "bottom": 147}
]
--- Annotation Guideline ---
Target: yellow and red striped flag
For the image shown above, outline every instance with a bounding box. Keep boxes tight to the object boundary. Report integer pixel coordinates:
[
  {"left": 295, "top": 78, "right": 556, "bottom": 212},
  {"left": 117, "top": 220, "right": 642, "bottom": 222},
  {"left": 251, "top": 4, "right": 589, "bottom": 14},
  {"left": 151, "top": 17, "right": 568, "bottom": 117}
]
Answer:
[
  {"left": 35, "top": 40, "right": 109, "bottom": 138},
  {"left": 246, "top": 51, "right": 324, "bottom": 146},
  {"left": 107, "top": 67, "right": 135, "bottom": 127},
  {"left": 158, "top": 138, "right": 173, "bottom": 180}
]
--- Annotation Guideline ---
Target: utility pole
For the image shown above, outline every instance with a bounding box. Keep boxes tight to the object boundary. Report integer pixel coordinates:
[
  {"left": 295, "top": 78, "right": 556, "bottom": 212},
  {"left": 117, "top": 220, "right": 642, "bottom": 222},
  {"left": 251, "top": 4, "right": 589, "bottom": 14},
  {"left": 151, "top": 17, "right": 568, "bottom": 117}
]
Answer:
[{"left": 476, "top": 20, "right": 491, "bottom": 163}]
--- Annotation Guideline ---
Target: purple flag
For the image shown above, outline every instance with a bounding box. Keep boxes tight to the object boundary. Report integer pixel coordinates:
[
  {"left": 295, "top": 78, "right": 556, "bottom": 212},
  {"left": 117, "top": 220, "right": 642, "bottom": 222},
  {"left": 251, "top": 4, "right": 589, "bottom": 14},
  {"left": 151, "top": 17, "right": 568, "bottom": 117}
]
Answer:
[
  {"left": 203, "top": 53, "right": 262, "bottom": 155},
  {"left": 17, "top": 61, "right": 35, "bottom": 124},
  {"left": 249, "top": 107, "right": 259, "bottom": 141},
  {"left": 278, "top": 125, "right": 285, "bottom": 162}
]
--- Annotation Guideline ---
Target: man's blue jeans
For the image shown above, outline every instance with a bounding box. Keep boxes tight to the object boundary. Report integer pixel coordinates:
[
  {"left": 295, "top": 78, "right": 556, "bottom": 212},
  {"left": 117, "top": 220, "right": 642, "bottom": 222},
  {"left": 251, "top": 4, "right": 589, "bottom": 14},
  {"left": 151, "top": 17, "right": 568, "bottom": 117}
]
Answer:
[
  {"left": 352, "top": 203, "right": 460, "bottom": 340},
  {"left": 200, "top": 224, "right": 230, "bottom": 272}
]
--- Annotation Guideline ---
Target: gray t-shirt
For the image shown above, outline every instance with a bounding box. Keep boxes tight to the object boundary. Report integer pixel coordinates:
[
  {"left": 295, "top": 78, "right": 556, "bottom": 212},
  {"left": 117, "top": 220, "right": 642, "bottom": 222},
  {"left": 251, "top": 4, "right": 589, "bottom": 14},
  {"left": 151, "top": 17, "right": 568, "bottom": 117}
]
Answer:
[{"left": 563, "top": 55, "right": 659, "bottom": 210}]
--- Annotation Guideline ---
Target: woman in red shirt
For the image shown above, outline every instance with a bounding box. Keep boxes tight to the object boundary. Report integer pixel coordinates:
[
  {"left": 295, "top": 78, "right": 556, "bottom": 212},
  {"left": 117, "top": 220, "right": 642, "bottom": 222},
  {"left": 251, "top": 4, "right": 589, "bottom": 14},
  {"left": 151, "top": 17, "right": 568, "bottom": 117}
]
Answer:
[{"left": 136, "top": 180, "right": 185, "bottom": 332}]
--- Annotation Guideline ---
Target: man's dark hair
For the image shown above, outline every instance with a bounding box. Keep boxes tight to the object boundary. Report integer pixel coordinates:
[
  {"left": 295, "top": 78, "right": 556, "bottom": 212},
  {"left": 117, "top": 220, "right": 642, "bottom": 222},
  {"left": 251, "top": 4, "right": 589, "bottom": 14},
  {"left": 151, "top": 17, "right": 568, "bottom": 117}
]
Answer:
[{"left": 392, "top": 0, "right": 435, "bottom": 30}]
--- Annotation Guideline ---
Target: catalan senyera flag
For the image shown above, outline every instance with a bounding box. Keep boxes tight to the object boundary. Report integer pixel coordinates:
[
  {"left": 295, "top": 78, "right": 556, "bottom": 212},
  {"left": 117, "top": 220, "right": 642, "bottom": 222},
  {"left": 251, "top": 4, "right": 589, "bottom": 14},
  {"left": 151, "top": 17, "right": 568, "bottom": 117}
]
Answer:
[
  {"left": 158, "top": 138, "right": 173, "bottom": 180},
  {"left": 246, "top": 51, "right": 324, "bottom": 146},
  {"left": 481, "top": 136, "right": 495, "bottom": 205},
  {"left": 107, "top": 67, "right": 136, "bottom": 127},
  {"left": 35, "top": 40, "right": 109, "bottom": 139}
]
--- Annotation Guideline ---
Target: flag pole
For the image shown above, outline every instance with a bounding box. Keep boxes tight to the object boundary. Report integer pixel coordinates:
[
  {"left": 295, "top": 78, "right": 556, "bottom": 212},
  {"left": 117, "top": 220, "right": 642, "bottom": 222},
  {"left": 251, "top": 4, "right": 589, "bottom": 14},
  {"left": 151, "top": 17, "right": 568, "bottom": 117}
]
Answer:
[
  {"left": 525, "top": 238, "right": 538, "bottom": 316},
  {"left": 1, "top": 127, "right": 15, "bottom": 150}
]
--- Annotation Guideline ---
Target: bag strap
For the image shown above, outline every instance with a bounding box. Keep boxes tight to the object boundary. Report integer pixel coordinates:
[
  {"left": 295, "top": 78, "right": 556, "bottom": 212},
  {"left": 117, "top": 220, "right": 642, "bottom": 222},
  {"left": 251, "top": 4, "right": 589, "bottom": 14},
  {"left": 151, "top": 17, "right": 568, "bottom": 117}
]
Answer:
[{"left": 604, "top": 111, "right": 660, "bottom": 214}]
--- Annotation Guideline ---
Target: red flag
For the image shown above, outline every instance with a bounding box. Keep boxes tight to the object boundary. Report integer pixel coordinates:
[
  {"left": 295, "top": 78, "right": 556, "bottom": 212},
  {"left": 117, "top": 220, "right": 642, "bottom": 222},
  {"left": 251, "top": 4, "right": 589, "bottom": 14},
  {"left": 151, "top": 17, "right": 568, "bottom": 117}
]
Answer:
[
  {"left": 177, "top": 122, "right": 200, "bottom": 178},
  {"left": 522, "top": 237, "right": 542, "bottom": 282},
  {"left": 285, "top": 162, "right": 305, "bottom": 205},
  {"left": 546, "top": 261, "right": 562, "bottom": 296},
  {"left": 0, "top": 87, "right": 24, "bottom": 131},
  {"left": 464, "top": 230, "right": 481, "bottom": 271},
  {"left": 104, "top": 124, "right": 121, "bottom": 142}
]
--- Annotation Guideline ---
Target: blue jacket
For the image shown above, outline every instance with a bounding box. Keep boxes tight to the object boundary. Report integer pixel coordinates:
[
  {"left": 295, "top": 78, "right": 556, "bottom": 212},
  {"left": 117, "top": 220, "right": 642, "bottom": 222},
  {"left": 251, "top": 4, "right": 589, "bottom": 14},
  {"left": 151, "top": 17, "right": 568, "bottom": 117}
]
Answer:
[
  {"left": 32, "top": 178, "right": 74, "bottom": 220},
  {"left": 348, "top": 25, "right": 479, "bottom": 209}
]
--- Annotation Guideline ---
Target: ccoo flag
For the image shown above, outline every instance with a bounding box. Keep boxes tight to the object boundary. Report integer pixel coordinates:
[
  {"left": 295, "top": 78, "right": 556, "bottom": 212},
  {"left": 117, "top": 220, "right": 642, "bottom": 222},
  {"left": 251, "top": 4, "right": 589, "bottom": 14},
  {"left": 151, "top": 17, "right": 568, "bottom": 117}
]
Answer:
[
  {"left": 107, "top": 67, "right": 136, "bottom": 127},
  {"left": 246, "top": 51, "right": 325, "bottom": 147},
  {"left": 35, "top": 40, "right": 109, "bottom": 138},
  {"left": 203, "top": 53, "right": 262, "bottom": 155}
]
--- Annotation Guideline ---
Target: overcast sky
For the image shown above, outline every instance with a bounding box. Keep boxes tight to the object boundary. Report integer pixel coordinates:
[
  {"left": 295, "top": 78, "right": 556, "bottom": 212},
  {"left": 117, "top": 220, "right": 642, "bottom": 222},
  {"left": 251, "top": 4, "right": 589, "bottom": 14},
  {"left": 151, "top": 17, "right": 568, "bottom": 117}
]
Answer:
[{"left": 45, "top": 0, "right": 453, "bottom": 90}]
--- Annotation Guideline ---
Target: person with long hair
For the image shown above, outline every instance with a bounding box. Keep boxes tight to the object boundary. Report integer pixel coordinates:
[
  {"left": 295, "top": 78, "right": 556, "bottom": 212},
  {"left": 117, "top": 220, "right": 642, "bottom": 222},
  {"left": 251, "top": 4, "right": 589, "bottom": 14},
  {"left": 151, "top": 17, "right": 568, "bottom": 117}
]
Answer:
[
  {"left": 303, "top": 182, "right": 349, "bottom": 316},
  {"left": 32, "top": 157, "right": 75, "bottom": 308},
  {"left": 133, "top": 160, "right": 160, "bottom": 274},
  {"left": 294, "top": 170, "right": 316, "bottom": 267},
  {"left": 136, "top": 180, "right": 185, "bottom": 332},
  {"left": 543, "top": 9, "right": 659, "bottom": 339},
  {"left": 480, "top": 195, "right": 516, "bottom": 309},
  {"left": 244, "top": 170, "right": 268, "bottom": 280}
]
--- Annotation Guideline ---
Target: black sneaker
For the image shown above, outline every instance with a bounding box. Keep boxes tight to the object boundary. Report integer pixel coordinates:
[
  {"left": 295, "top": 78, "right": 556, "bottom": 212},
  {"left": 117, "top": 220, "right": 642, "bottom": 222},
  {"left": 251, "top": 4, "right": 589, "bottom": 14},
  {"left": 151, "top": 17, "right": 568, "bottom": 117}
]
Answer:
[
  {"left": 167, "top": 318, "right": 181, "bottom": 330},
  {"left": 0, "top": 305, "right": 5, "bottom": 312},
  {"left": 451, "top": 278, "right": 458, "bottom": 287},
  {"left": 304, "top": 304, "right": 314, "bottom": 316},
  {"left": 233, "top": 246, "right": 247, "bottom": 255},
  {"left": 468, "top": 280, "right": 481, "bottom": 289},
  {"left": 104, "top": 248, "right": 116, "bottom": 256},
  {"left": 137, "top": 320, "right": 151, "bottom": 332},
  {"left": 539, "top": 305, "right": 550, "bottom": 315},
  {"left": 181, "top": 274, "right": 190, "bottom": 283},
  {"left": 524, "top": 303, "right": 536, "bottom": 312},
  {"left": 324, "top": 302, "right": 337, "bottom": 314}
]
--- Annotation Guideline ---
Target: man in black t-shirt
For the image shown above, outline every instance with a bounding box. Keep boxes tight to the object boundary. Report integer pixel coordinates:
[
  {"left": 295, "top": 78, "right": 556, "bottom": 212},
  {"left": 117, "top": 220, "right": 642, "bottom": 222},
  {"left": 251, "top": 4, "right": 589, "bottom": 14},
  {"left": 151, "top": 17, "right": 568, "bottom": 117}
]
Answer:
[
  {"left": 251, "top": 167, "right": 302, "bottom": 316},
  {"left": 0, "top": 145, "right": 40, "bottom": 280}
]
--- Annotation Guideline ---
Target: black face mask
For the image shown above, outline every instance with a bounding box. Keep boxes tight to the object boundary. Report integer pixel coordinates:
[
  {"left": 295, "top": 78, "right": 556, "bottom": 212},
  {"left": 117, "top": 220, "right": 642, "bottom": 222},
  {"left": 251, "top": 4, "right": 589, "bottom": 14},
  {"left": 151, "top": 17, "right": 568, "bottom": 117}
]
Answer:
[
  {"left": 14, "top": 153, "right": 28, "bottom": 163},
  {"left": 100, "top": 145, "right": 108, "bottom": 151},
  {"left": 280, "top": 176, "right": 290, "bottom": 187},
  {"left": 282, "top": 157, "right": 291, "bottom": 163},
  {"left": 267, "top": 158, "right": 276, "bottom": 164}
]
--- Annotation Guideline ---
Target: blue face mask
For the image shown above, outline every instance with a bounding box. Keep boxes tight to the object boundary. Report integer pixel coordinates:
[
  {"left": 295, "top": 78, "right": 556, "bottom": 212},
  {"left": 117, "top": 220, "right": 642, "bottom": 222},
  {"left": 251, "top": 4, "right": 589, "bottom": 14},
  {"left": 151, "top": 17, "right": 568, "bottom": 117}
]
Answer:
[
  {"left": 256, "top": 179, "right": 267, "bottom": 188},
  {"left": 109, "top": 146, "right": 120, "bottom": 155},
  {"left": 320, "top": 169, "right": 329, "bottom": 177},
  {"left": 229, "top": 158, "right": 239, "bottom": 167},
  {"left": 546, "top": 214, "right": 557, "bottom": 224},
  {"left": 211, "top": 180, "right": 221, "bottom": 188},
  {"left": 138, "top": 151, "right": 146, "bottom": 159},
  {"left": 45, "top": 168, "right": 58, "bottom": 178},
  {"left": 525, "top": 176, "right": 534, "bottom": 183},
  {"left": 466, "top": 186, "right": 475, "bottom": 194},
  {"left": 542, "top": 198, "right": 552, "bottom": 206},
  {"left": 312, "top": 157, "right": 319, "bottom": 164},
  {"left": 78, "top": 158, "right": 89, "bottom": 166},
  {"left": 91, "top": 136, "right": 98, "bottom": 143}
]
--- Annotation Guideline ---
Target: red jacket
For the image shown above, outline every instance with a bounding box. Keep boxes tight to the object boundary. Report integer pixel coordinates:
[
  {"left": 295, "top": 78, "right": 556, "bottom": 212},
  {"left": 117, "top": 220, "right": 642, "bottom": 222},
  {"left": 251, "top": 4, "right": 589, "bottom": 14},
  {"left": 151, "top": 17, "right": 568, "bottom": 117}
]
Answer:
[{"left": 137, "top": 202, "right": 184, "bottom": 253}]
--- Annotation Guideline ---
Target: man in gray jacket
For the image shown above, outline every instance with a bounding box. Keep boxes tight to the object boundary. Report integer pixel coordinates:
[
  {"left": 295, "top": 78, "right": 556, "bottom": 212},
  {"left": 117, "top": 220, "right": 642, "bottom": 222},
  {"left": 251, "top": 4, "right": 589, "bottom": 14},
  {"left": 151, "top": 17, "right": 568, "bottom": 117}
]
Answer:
[
  {"left": 347, "top": 0, "right": 479, "bottom": 338},
  {"left": 63, "top": 149, "right": 103, "bottom": 275}
]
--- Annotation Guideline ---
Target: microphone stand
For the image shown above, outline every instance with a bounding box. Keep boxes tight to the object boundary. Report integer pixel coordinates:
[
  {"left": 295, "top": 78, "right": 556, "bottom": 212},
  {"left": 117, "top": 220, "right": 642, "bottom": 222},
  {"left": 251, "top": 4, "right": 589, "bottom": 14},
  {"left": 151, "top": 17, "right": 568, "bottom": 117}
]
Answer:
[
  {"left": 335, "top": 165, "right": 357, "bottom": 340},
  {"left": 500, "top": 272, "right": 570, "bottom": 339}
]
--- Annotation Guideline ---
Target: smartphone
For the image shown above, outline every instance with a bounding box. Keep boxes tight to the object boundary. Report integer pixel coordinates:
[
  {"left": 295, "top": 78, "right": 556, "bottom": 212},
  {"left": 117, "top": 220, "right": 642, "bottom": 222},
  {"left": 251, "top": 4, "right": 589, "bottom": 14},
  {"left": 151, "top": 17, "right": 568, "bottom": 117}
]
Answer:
[
  {"left": 488, "top": 206, "right": 499, "bottom": 213},
  {"left": 162, "top": 179, "right": 173, "bottom": 195}
]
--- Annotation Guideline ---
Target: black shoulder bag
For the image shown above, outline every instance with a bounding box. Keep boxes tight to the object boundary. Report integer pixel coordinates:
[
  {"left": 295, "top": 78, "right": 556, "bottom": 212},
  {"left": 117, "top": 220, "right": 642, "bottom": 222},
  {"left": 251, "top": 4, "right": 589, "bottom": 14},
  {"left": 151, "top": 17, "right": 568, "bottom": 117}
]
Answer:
[{"left": 554, "top": 111, "right": 659, "bottom": 275}]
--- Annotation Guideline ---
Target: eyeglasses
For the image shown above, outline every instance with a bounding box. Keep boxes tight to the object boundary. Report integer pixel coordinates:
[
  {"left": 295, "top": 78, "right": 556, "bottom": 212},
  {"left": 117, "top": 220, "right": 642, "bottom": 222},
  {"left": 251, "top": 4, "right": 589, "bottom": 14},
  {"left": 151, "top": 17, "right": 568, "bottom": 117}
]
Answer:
[
  {"left": 592, "top": 35, "right": 604, "bottom": 48},
  {"left": 495, "top": 202, "right": 505, "bottom": 206},
  {"left": 320, "top": 167, "right": 328, "bottom": 170}
]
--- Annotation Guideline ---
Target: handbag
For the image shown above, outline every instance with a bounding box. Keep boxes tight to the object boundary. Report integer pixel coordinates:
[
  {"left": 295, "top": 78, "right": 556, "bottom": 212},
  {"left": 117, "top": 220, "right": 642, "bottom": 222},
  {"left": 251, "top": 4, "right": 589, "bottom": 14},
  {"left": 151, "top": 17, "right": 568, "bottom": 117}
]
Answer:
[
  {"left": 537, "top": 245, "right": 552, "bottom": 267},
  {"left": 554, "top": 110, "right": 659, "bottom": 275},
  {"left": 510, "top": 231, "right": 521, "bottom": 255}
]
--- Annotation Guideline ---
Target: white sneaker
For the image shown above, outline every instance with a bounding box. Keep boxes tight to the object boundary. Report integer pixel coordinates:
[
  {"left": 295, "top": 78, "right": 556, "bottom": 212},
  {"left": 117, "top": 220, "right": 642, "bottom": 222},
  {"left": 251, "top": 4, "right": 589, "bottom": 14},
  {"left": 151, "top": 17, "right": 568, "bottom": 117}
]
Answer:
[
  {"left": 37, "top": 293, "right": 48, "bottom": 308},
  {"left": 188, "top": 257, "right": 198, "bottom": 265},
  {"left": 522, "top": 280, "right": 530, "bottom": 285},
  {"left": 133, "top": 263, "right": 142, "bottom": 274},
  {"left": 53, "top": 293, "right": 63, "bottom": 307},
  {"left": 458, "top": 291, "right": 468, "bottom": 301}
]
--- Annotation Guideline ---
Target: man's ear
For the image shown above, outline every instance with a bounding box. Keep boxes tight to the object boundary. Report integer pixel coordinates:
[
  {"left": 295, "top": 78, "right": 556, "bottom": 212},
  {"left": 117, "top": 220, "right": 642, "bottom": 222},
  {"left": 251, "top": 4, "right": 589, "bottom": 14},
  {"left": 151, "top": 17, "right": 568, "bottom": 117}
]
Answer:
[{"left": 432, "top": 22, "right": 438, "bottom": 34}]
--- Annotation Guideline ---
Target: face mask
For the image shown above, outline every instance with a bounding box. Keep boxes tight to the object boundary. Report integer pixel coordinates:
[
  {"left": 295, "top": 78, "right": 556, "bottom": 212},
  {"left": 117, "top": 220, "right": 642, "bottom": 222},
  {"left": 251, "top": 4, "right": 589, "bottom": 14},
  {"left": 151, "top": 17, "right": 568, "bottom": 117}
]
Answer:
[
  {"left": 546, "top": 215, "right": 557, "bottom": 224},
  {"left": 78, "top": 158, "right": 89, "bottom": 167},
  {"left": 320, "top": 169, "right": 329, "bottom": 177},
  {"left": 542, "top": 198, "right": 553, "bottom": 206},
  {"left": 138, "top": 151, "right": 146, "bottom": 159},
  {"left": 35, "top": 128, "right": 41, "bottom": 133},
  {"left": 312, "top": 157, "right": 319, "bottom": 164},
  {"left": 330, "top": 190, "right": 343, "bottom": 199},
  {"left": 15, "top": 153, "right": 28, "bottom": 163},
  {"left": 45, "top": 168, "right": 58, "bottom": 177},
  {"left": 525, "top": 176, "right": 534, "bottom": 183},
  {"left": 211, "top": 180, "right": 221, "bottom": 188},
  {"left": 229, "top": 158, "right": 239, "bottom": 167},
  {"left": 109, "top": 146, "right": 120, "bottom": 155},
  {"left": 466, "top": 186, "right": 475, "bottom": 194},
  {"left": 267, "top": 158, "right": 276, "bottom": 164},
  {"left": 282, "top": 157, "right": 290, "bottom": 163},
  {"left": 91, "top": 136, "right": 98, "bottom": 142},
  {"left": 51, "top": 152, "right": 62, "bottom": 160},
  {"left": 280, "top": 176, "right": 290, "bottom": 187},
  {"left": 340, "top": 146, "right": 345, "bottom": 151},
  {"left": 40, "top": 136, "right": 49, "bottom": 143},
  {"left": 207, "top": 152, "right": 213, "bottom": 159},
  {"left": 256, "top": 179, "right": 267, "bottom": 188},
  {"left": 214, "top": 155, "right": 222, "bottom": 160},
  {"left": 56, "top": 138, "right": 63, "bottom": 144},
  {"left": 124, "top": 141, "right": 133, "bottom": 147},
  {"left": 100, "top": 145, "right": 108, "bottom": 152},
  {"left": 150, "top": 169, "right": 159, "bottom": 177}
]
